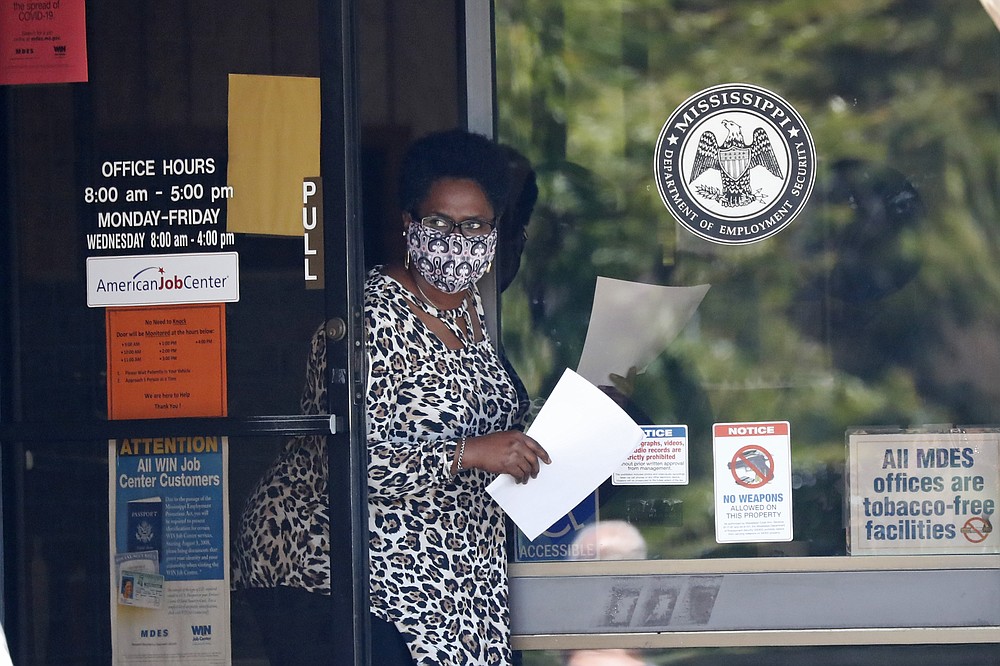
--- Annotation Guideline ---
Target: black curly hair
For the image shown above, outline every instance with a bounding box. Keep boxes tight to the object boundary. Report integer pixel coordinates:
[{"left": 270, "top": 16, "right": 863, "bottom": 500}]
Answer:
[{"left": 398, "top": 128, "right": 510, "bottom": 218}]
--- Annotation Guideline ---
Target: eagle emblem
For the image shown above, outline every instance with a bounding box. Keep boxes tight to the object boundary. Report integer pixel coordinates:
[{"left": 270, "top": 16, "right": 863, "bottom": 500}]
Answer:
[
  {"left": 135, "top": 520, "right": 155, "bottom": 544},
  {"left": 654, "top": 83, "right": 815, "bottom": 244},
  {"left": 689, "top": 119, "right": 783, "bottom": 207}
]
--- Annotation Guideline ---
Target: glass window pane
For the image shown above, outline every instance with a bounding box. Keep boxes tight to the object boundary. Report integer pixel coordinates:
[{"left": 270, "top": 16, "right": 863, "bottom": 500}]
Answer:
[
  {"left": 5, "top": 2, "right": 324, "bottom": 422},
  {"left": 13, "top": 435, "right": 311, "bottom": 663},
  {"left": 495, "top": 0, "right": 1000, "bottom": 562}
]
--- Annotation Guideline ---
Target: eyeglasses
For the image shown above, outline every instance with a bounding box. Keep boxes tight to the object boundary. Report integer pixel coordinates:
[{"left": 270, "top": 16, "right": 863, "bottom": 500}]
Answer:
[{"left": 411, "top": 213, "right": 496, "bottom": 238}]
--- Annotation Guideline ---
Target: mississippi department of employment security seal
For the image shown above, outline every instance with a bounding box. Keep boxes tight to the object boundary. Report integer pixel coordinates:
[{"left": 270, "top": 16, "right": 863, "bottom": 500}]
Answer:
[{"left": 654, "top": 83, "right": 816, "bottom": 245}]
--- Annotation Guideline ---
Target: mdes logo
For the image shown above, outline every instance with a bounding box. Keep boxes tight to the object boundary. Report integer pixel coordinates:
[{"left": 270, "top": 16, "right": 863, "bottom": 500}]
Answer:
[
  {"left": 138, "top": 627, "right": 169, "bottom": 639},
  {"left": 654, "top": 83, "right": 816, "bottom": 245}
]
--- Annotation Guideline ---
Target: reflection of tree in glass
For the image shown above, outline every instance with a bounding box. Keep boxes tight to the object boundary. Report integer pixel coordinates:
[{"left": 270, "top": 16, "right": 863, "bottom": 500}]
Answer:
[{"left": 496, "top": 0, "right": 1000, "bottom": 560}]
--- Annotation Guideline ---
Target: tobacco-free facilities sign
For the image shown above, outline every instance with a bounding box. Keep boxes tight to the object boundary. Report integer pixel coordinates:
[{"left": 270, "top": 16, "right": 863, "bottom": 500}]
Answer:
[{"left": 848, "top": 431, "right": 999, "bottom": 555}]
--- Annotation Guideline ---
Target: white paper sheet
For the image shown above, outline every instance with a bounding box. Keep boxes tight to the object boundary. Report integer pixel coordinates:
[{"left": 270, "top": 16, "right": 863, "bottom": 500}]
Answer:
[
  {"left": 576, "top": 277, "right": 710, "bottom": 387},
  {"left": 981, "top": 0, "right": 1000, "bottom": 31},
  {"left": 0, "top": 625, "right": 11, "bottom": 666},
  {"left": 486, "top": 369, "right": 645, "bottom": 540}
]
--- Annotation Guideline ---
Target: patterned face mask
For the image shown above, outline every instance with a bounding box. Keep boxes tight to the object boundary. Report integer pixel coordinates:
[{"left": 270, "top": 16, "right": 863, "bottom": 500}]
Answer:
[{"left": 406, "top": 223, "right": 497, "bottom": 294}]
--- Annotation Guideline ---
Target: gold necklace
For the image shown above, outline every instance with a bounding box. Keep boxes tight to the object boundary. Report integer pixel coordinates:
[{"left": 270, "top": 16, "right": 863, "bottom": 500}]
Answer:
[
  {"left": 411, "top": 276, "right": 474, "bottom": 339},
  {"left": 413, "top": 277, "right": 444, "bottom": 310}
]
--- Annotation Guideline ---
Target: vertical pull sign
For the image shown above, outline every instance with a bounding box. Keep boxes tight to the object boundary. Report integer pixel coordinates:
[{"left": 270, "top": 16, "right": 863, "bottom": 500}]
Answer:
[{"left": 303, "top": 177, "right": 325, "bottom": 289}]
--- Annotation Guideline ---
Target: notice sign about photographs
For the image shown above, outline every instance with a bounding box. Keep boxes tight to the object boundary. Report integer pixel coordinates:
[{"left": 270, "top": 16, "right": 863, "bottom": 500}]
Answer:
[
  {"left": 713, "top": 421, "right": 793, "bottom": 543},
  {"left": 613, "top": 425, "right": 689, "bottom": 486},
  {"left": 849, "top": 431, "right": 999, "bottom": 555}
]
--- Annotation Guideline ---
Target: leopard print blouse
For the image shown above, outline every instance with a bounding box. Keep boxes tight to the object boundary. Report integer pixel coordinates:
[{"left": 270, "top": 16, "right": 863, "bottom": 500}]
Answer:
[{"left": 234, "top": 267, "right": 526, "bottom": 665}]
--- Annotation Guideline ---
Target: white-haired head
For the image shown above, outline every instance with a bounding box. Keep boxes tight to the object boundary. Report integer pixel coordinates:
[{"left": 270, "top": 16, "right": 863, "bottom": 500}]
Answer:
[{"left": 569, "top": 520, "right": 647, "bottom": 561}]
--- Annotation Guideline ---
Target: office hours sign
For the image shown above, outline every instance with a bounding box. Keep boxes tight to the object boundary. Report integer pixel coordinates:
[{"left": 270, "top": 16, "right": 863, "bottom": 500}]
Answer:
[
  {"left": 849, "top": 431, "right": 998, "bottom": 555},
  {"left": 713, "top": 421, "right": 793, "bottom": 543}
]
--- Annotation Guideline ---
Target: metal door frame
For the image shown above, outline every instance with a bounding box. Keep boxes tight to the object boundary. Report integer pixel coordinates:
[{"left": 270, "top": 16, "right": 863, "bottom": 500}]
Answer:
[{"left": 508, "top": 555, "right": 1000, "bottom": 649}]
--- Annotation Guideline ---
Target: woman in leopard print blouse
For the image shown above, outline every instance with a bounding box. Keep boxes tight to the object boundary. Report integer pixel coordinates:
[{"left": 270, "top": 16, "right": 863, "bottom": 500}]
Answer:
[{"left": 234, "top": 129, "right": 549, "bottom": 665}]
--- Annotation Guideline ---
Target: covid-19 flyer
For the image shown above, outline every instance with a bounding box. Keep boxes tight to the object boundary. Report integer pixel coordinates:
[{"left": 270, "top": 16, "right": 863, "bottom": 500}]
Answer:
[
  {"left": 109, "top": 436, "right": 231, "bottom": 665},
  {"left": 0, "top": 0, "right": 88, "bottom": 85}
]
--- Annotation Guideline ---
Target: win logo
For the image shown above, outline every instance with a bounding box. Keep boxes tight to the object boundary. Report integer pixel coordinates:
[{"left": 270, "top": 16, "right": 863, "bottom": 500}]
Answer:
[
  {"left": 191, "top": 625, "right": 212, "bottom": 640},
  {"left": 53, "top": 45, "right": 67, "bottom": 55}
]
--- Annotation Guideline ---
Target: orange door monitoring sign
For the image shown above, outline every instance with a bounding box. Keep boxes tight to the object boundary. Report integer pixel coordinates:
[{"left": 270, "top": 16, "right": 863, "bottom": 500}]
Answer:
[{"left": 107, "top": 304, "right": 227, "bottom": 419}]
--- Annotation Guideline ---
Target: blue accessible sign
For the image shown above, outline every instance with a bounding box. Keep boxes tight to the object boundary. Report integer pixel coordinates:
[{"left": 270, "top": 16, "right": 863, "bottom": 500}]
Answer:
[{"left": 515, "top": 492, "right": 599, "bottom": 562}]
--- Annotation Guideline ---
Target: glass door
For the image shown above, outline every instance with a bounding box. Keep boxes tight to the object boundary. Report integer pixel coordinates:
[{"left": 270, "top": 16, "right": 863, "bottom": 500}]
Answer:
[{"left": 0, "top": 1, "right": 367, "bottom": 664}]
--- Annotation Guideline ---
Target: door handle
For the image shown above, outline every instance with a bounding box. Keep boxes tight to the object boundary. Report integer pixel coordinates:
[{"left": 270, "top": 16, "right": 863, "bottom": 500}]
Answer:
[{"left": 326, "top": 317, "right": 347, "bottom": 342}]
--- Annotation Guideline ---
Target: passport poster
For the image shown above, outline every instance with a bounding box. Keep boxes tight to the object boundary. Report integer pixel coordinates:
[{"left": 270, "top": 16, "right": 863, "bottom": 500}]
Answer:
[{"left": 109, "top": 436, "right": 231, "bottom": 665}]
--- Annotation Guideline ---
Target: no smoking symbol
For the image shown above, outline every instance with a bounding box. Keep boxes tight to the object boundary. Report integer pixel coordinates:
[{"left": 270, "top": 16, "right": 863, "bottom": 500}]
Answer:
[
  {"left": 729, "top": 445, "right": 774, "bottom": 488},
  {"left": 961, "top": 516, "right": 993, "bottom": 544}
]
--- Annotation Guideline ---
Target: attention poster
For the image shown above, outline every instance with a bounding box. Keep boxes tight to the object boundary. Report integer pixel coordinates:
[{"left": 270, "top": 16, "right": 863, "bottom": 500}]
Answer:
[{"left": 109, "top": 436, "right": 231, "bottom": 665}]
